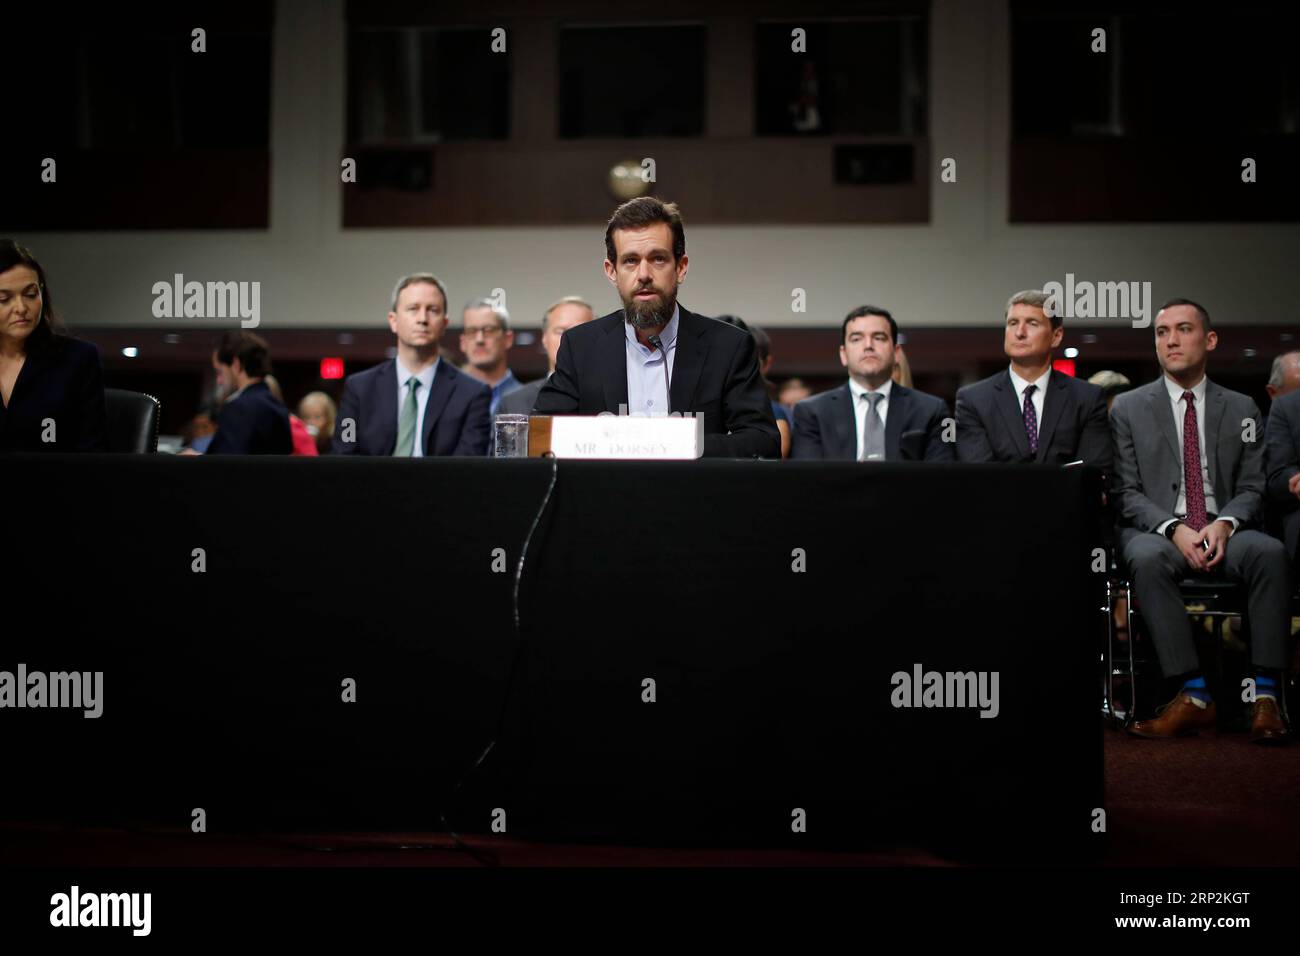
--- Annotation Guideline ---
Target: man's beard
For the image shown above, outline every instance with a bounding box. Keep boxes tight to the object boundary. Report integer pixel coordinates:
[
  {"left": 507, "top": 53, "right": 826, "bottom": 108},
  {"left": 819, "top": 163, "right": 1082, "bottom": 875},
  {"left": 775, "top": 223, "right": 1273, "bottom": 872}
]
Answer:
[{"left": 622, "top": 284, "right": 678, "bottom": 330}]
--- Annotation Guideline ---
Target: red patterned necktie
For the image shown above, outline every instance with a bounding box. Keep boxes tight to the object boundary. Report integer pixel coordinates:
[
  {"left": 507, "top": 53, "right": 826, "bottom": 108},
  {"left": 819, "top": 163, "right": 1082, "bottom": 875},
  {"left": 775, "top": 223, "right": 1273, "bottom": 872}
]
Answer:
[{"left": 1181, "top": 391, "right": 1208, "bottom": 531}]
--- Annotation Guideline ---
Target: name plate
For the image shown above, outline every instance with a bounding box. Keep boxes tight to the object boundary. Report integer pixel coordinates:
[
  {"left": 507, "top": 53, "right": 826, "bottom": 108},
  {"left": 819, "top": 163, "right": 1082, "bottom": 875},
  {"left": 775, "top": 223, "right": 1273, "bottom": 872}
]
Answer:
[{"left": 539, "top": 414, "right": 704, "bottom": 459}]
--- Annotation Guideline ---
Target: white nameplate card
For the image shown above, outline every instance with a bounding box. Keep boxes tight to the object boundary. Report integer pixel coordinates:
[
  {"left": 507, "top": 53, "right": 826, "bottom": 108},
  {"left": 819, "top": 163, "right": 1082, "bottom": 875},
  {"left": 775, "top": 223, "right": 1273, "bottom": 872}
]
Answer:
[{"left": 548, "top": 414, "right": 703, "bottom": 459}]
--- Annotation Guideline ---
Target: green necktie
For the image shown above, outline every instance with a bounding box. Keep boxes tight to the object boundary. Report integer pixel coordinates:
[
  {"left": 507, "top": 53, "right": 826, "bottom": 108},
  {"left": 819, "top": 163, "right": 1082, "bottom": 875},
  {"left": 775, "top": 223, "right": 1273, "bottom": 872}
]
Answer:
[{"left": 394, "top": 376, "right": 420, "bottom": 457}]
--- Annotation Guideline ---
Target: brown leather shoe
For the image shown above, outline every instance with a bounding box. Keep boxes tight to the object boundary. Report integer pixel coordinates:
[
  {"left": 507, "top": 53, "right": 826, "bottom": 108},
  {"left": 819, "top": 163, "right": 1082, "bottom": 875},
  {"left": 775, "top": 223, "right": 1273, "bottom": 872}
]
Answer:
[
  {"left": 1250, "top": 697, "right": 1290, "bottom": 745},
  {"left": 1129, "top": 694, "right": 1216, "bottom": 739}
]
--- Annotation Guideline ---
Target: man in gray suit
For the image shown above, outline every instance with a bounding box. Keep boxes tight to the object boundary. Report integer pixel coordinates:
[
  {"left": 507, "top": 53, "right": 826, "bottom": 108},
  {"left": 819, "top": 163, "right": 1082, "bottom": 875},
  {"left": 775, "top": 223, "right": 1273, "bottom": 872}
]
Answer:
[
  {"left": 1265, "top": 388, "right": 1300, "bottom": 567},
  {"left": 1112, "top": 298, "right": 1291, "bottom": 743},
  {"left": 498, "top": 297, "right": 595, "bottom": 416}
]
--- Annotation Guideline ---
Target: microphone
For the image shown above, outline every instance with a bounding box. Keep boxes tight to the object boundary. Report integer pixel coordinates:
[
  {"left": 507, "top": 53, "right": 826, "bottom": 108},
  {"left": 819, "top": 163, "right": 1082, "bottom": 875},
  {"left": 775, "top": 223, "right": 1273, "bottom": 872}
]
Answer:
[{"left": 647, "top": 333, "right": 671, "bottom": 414}]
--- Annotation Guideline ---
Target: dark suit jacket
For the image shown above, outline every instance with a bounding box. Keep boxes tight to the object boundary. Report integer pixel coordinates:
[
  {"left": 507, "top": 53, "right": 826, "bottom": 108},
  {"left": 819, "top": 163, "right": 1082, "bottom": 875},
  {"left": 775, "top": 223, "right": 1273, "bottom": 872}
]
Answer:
[
  {"left": 534, "top": 307, "right": 780, "bottom": 458},
  {"left": 1111, "top": 377, "right": 1264, "bottom": 533},
  {"left": 207, "top": 380, "right": 293, "bottom": 455},
  {"left": 1264, "top": 389, "right": 1300, "bottom": 560},
  {"left": 790, "top": 382, "right": 954, "bottom": 461},
  {"left": 955, "top": 368, "right": 1112, "bottom": 471},
  {"left": 331, "top": 357, "right": 490, "bottom": 456},
  {"left": 0, "top": 334, "right": 107, "bottom": 452},
  {"left": 497, "top": 377, "right": 545, "bottom": 416}
]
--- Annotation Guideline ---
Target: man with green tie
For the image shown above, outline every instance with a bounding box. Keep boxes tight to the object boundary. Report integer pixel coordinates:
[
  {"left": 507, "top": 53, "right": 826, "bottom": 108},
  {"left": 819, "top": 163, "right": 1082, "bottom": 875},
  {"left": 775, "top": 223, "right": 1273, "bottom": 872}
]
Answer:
[{"left": 332, "top": 273, "right": 491, "bottom": 456}]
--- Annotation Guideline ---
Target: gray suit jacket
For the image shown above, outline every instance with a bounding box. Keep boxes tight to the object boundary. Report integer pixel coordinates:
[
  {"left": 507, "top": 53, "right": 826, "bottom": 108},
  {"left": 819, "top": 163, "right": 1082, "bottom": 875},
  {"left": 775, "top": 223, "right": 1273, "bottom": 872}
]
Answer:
[
  {"left": 1111, "top": 376, "right": 1265, "bottom": 534},
  {"left": 497, "top": 377, "right": 545, "bottom": 416},
  {"left": 1264, "top": 389, "right": 1300, "bottom": 559}
]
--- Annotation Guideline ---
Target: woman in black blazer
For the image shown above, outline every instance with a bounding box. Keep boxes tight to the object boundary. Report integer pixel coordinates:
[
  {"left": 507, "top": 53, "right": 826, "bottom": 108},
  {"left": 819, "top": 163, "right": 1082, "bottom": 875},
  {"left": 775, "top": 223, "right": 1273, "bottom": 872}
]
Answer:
[{"left": 0, "top": 240, "right": 107, "bottom": 452}]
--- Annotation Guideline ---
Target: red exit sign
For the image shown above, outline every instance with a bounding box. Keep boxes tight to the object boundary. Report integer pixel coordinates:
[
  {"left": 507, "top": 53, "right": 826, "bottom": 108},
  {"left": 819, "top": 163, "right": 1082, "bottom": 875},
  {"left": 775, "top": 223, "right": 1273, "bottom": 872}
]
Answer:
[{"left": 320, "top": 357, "right": 345, "bottom": 380}]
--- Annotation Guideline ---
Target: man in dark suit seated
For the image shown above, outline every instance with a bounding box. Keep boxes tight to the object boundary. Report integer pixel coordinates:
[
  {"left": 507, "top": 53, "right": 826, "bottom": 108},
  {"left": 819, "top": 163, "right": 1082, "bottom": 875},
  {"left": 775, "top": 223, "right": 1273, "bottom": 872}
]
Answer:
[
  {"left": 204, "top": 331, "right": 293, "bottom": 455},
  {"left": 1265, "top": 387, "right": 1300, "bottom": 568},
  {"left": 332, "top": 273, "right": 490, "bottom": 457},
  {"left": 1112, "top": 299, "right": 1290, "bottom": 743},
  {"left": 534, "top": 198, "right": 779, "bottom": 459},
  {"left": 955, "top": 289, "right": 1112, "bottom": 471},
  {"left": 498, "top": 296, "right": 595, "bottom": 416},
  {"left": 791, "top": 305, "right": 953, "bottom": 462}
]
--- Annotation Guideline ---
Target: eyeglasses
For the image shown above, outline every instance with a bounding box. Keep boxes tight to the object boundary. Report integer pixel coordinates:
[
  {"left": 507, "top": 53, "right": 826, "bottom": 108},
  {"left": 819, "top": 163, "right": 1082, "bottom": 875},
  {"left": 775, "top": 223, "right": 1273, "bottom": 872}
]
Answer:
[{"left": 463, "top": 325, "right": 504, "bottom": 339}]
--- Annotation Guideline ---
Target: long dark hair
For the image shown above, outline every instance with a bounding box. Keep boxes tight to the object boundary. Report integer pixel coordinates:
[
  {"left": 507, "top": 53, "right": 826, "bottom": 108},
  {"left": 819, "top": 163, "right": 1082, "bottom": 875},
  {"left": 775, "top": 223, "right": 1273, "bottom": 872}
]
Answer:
[{"left": 0, "top": 239, "right": 64, "bottom": 351}]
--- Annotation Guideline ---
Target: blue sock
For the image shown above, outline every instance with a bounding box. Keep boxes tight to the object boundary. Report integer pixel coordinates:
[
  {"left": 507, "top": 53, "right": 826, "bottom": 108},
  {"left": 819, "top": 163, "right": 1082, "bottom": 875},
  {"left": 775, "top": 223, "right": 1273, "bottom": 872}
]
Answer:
[
  {"left": 1181, "top": 676, "right": 1212, "bottom": 703},
  {"left": 1256, "top": 675, "right": 1278, "bottom": 701}
]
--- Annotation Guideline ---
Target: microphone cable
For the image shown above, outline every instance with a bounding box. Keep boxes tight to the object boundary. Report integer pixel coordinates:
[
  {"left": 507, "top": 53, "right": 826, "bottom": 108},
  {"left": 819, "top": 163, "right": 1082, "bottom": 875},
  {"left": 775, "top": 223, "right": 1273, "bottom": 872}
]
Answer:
[{"left": 436, "top": 454, "right": 561, "bottom": 863}]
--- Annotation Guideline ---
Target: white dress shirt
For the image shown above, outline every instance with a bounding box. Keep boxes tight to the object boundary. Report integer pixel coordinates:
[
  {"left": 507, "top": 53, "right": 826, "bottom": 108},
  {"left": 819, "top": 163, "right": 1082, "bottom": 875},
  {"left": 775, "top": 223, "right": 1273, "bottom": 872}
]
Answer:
[
  {"left": 1007, "top": 366, "right": 1049, "bottom": 429},
  {"left": 847, "top": 377, "right": 892, "bottom": 460},
  {"left": 624, "top": 305, "right": 679, "bottom": 416},
  {"left": 395, "top": 356, "right": 439, "bottom": 457}
]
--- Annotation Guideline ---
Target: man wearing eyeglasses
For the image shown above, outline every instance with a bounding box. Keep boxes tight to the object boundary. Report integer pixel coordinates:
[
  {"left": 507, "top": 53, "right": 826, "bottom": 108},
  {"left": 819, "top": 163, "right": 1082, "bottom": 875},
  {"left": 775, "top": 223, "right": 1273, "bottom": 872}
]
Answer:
[{"left": 460, "top": 298, "right": 522, "bottom": 418}]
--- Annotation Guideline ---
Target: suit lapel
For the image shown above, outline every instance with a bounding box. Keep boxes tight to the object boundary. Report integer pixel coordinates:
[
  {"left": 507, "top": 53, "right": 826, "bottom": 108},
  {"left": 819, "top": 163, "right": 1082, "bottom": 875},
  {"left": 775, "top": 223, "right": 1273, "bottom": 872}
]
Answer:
[
  {"left": 8, "top": 340, "right": 51, "bottom": 408},
  {"left": 375, "top": 360, "right": 399, "bottom": 454},
  {"left": 669, "top": 308, "right": 708, "bottom": 414},
  {"left": 1147, "top": 379, "right": 1180, "bottom": 464},
  {"left": 994, "top": 372, "right": 1032, "bottom": 459},
  {"left": 601, "top": 320, "right": 629, "bottom": 413},
  {"left": 829, "top": 384, "right": 856, "bottom": 459},
  {"left": 1034, "top": 371, "right": 1068, "bottom": 462},
  {"left": 884, "top": 384, "right": 907, "bottom": 460},
  {"left": 1203, "top": 380, "right": 1226, "bottom": 496},
  {"left": 422, "top": 361, "right": 457, "bottom": 451}
]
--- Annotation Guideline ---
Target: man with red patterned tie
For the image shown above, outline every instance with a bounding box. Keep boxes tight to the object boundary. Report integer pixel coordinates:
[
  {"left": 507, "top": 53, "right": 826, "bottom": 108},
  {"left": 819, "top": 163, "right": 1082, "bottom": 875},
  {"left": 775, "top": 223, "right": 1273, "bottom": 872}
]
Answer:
[{"left": 1112, "top": 299, "right": 1291, "bottom": 743}]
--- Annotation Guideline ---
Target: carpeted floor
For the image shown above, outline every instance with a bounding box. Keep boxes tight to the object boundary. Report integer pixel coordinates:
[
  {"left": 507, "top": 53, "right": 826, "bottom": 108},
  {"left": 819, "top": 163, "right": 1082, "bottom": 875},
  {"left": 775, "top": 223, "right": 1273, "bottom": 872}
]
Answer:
[
  {"left": 1103, "top": 721, "right": 1300, "bottom": 865},
  {"left": 3, "top": 725, "right": 1297, "bottom": 866}
]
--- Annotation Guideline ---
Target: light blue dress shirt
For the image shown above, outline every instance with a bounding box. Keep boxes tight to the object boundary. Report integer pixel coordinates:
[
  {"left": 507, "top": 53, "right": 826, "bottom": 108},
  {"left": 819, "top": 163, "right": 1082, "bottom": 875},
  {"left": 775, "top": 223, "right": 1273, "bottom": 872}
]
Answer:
[
  {"left": 489, "top": 369, "right": 520, "bottom": 418},
  {"left": 396, "top": 356, "right": 438, "bottom": 457},
  {"left": 624, "top": 305, "right": 679, "bottom": 416}
]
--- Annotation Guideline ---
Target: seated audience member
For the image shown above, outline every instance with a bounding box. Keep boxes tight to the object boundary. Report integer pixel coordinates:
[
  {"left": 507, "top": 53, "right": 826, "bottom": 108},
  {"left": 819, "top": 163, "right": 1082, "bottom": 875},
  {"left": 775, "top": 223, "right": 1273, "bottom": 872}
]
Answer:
[
  {"left": 716, "top": 316, "right": 792, "bottom": 458},
  {"left": 298, "top": 391, "right": 337, "bottom": 455},
  {"left": 779, "top": 378, "right": 812, "bottom": 413},
  {"left": 892, "top": 345, "right": 914, "bottom": 388},
  {"left": 333, "top": 273, "right": 490, "bottom": 456},
  {"left": 1266, "top": 351, "right": 1300, "bottom": 406},
  {"left": 1087, "top": 369, "right": 1132, "bottom": 413},
  {"left": 264, "top": 375, "right": 318, "bottom": 456},
  {"left": 0, "top": 239, "right": 107, "bottom": 452},
  {"left": 182, "top": 405, "right": 219, "bottom": 453},
  {"left": 792, "top": 305, "right": 953, "bottom": 462},
  {"left": 498, "top": 296, "right": 596, "bottom": 416},
  {"left": 1112, "top": 299, "right": 1290, "bottom": 743},
  {"left": 203, "top": 331, "right": 293, "bottom": 455},
  {"left": 1266, "top": 386, "right": 1300, "bottom": 567},
  {"left": 460, "top": 297, "right": 521, "bottom": 417},
  {"left": 956, "top": 289, "right": 1111, "bottom": 470}
]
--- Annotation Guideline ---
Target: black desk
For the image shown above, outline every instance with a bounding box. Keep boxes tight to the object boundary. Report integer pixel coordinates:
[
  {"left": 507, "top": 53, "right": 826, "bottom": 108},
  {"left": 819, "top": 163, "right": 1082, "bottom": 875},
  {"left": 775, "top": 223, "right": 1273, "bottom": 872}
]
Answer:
[{"left": 5, "top": 456, "right": 1102, "bottom": 860}]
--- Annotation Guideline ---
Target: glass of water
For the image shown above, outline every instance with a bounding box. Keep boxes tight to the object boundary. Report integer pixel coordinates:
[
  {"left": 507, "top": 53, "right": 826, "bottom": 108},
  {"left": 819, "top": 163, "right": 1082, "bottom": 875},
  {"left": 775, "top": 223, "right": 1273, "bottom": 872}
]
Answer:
[{"left": 493, "top": 414, "right": 530, "bottom": 458}]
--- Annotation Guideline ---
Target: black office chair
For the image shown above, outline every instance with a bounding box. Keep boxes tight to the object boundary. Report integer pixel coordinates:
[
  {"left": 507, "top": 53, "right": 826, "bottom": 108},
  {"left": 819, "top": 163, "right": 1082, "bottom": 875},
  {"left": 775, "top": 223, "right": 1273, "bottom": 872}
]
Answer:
[{"left": 104, "top": 388, "right": 161, "bottom": 453}]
